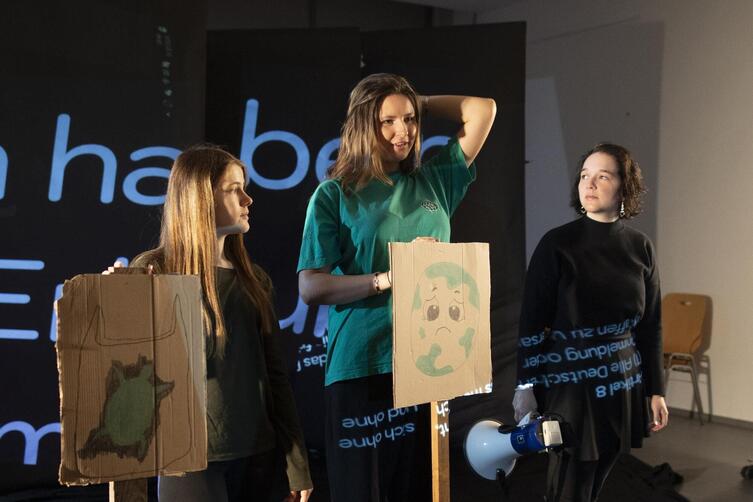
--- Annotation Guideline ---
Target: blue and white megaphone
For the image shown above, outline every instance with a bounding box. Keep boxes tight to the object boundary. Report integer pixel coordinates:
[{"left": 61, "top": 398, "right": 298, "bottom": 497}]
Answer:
[{"left": 464, "top": 413, "right": 565, "bottom": 480}]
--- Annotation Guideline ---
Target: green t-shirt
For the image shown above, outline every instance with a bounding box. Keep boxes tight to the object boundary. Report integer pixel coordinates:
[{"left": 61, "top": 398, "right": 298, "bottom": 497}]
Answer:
[{"left": 297, "top": 137, "right": 476, "bottom": 385}]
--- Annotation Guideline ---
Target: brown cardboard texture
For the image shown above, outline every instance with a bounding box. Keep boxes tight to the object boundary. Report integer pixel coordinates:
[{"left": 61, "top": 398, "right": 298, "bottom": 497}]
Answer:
[
  {"left": 55, "top": 273, "right": 207, "bottom": 485},
  {"left": 390, "top": 242, "right": 491, "bottom": 408}
]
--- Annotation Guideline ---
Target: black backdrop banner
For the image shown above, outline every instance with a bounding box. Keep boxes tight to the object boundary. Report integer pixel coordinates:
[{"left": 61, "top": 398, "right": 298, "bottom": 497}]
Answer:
[
  {"left": 0, "top": 0, "right": 206, "bottom": 493},
  {"left": 206, "top": 23, "right": 526, "bottom": 500},
  {"left": 206, "top": 27, "right": 363, "bottom": 453}
]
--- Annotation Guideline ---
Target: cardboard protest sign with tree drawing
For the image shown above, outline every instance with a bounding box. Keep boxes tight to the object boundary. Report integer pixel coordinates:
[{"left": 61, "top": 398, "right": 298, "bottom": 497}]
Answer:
[{"left": 55, "top": 272, "right": 207, "bottom": 485}]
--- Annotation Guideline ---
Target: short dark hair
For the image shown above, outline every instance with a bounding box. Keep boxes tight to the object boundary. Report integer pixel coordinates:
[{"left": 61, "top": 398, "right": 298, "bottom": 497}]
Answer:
[{"left": 570, "top": 143, "right": 646, "bottom": 218}]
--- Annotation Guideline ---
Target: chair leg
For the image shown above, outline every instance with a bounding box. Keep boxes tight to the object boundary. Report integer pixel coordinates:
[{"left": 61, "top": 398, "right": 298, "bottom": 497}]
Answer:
[
  {"left": 703, "top": 355, "right": 712, "bottom": 423},
  {"left": 690, "top": 360, "right": 705, "bottom": 425},
  {"left": 688, "top": 369, "right": 695, "bottom": 420}
]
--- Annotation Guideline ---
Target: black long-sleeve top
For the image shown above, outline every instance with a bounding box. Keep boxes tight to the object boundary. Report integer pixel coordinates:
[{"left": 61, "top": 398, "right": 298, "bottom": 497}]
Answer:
[
  {"left": 208, "top": 267, "right": 311, "bottom": 491},
  {"left": 132, "top": 254, "right": 312, "bottom": 490},
  {"left": 517, "top": 217, "right": 663, "bottom": 455}
]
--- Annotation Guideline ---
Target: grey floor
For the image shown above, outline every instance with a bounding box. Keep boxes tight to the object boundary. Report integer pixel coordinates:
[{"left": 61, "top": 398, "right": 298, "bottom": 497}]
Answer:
[{"left": 632, "top": 413, "right": 753, "bottom": 502}]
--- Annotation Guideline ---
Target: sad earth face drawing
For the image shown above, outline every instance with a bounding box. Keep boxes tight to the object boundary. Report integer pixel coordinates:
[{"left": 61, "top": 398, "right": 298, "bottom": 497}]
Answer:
[{"left": 410, "top": 262, "right": 480, "bottom": 377}]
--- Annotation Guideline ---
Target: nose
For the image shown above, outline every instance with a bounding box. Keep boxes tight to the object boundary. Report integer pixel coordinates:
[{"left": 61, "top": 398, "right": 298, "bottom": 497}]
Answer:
[
  {"left": 396, "top": 119, "right": 409, "bottom": 136},
  {"left": 242, "top": 191, "right": 252, "bottom": 207}
]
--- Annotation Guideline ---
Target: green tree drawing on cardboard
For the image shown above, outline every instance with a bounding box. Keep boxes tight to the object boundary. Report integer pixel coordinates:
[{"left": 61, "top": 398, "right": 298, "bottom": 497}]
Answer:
[{"left": 78, "top": 355, "right": 174, "bottom": 462}]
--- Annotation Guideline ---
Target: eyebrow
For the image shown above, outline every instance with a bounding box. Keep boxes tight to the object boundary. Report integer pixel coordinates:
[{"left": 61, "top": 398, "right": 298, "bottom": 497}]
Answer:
[
  {"left": 380, "top": 113, "right": 416, "bottom": 119},
  {"left": 580, "top": 168, "right": 617, "bottom": 175}
]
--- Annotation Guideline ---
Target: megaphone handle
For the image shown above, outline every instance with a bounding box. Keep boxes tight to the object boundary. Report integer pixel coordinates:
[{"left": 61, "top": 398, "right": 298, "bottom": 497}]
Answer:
[{"left": 496, "top": 469, "right": 511, "bottom": 500}]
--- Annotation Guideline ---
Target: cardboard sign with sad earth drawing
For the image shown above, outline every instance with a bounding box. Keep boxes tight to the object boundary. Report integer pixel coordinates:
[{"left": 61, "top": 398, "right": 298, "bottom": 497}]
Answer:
[{"left": 389, "top": 242, "right": 492, "bottom": 408}]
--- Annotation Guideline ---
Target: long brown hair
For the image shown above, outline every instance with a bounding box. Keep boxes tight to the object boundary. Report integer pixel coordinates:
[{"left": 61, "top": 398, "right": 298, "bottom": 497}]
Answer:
[
  {"left": 133, "top": 145, "right": 276, "bottom": 354},
  {"left": 328, "top": 73, "right": 422, "bottom": 192}
]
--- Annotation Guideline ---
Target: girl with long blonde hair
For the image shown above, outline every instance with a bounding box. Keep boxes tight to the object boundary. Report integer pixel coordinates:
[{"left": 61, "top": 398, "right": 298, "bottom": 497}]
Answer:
[{"left": 119, "top": 145, "right": 312, "bottom": 502}]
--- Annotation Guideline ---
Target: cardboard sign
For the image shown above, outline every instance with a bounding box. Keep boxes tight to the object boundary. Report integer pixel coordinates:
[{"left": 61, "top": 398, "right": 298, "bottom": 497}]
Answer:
[
  {"left": 55, "top": 272, "right": 207, "bottom": 485},
  {"left": 389, "top": 242, "right": 492, "bottom": 408}
]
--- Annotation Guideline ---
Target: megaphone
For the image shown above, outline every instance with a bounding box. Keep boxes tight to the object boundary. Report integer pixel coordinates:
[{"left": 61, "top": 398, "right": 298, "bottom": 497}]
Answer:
[{"left": 464, "top": 413, "right": 565, "bottom": 480}]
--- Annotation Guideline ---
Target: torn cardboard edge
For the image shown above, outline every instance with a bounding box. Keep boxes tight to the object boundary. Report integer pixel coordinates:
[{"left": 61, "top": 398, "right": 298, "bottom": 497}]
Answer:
[
  {"left": 389, "top": 241, "right": 492, "bottom": 409},
  {"left": 56, "top": 271, "right": 207, "bottom": 485}
]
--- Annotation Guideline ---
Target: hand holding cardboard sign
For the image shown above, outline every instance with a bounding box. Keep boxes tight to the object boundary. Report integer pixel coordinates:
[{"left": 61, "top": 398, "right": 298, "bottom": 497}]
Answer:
[
  {"left": 412, "top": 236, "right": 438, "bottom": 243},
  {"left": 102, "top": 261, "right": 154, "bottom": 275},
  {"left": 375, "top": 237, "right": 437, "bottom": 294}
]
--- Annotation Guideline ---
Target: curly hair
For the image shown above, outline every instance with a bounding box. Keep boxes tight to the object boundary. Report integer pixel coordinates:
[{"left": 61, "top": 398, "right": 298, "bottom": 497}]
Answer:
[{"left": 570, "top": 143, "right": 646, "bottom": 218}]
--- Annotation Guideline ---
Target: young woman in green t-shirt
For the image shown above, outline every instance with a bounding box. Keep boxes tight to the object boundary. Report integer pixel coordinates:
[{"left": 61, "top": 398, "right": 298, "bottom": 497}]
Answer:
[{"left": 297, "top": 73, "right": 496, "bottom": 501}]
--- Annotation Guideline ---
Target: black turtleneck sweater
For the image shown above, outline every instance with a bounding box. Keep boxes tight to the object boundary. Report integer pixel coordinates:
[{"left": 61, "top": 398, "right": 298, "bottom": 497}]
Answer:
[{"left": 517, "top": 216, "right": 663, "bottom": 455}]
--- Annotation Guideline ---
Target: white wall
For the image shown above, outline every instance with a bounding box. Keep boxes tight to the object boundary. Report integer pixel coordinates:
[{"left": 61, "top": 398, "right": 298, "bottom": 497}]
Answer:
[{"left": 474, "top": 0, "right": 753, "bottom": 422}]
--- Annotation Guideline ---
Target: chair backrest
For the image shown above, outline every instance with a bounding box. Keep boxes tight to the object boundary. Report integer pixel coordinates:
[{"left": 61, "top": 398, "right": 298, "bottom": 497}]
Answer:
[{"left": 661, "top": 293, "right": 712, "bottom": 355}]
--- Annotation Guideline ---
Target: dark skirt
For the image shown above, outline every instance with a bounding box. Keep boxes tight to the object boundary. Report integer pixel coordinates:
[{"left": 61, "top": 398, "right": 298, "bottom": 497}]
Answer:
[{"left": 535, "top": 333, "right": 653, "bottom": 461}]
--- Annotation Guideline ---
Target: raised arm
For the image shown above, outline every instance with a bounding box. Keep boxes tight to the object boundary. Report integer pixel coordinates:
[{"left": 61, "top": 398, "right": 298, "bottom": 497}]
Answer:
[{"left": 420, "top": 95, "right": 497, "bottom": 166}]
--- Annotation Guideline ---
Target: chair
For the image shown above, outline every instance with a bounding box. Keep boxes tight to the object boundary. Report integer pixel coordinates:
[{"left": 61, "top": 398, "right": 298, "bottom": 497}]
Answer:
[{"left": 662, "top": 293, "right": 712, "bottom": 424}]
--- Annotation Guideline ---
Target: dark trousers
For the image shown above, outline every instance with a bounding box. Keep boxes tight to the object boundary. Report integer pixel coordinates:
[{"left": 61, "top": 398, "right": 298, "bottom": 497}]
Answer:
[
  {"left": 324, "top": 374, "right": 431, "bottom": 502},
  {"left": 158, "top": 449, "right": 288, "bottom": 502},
  {"left": 546, "top": 433, "right": 621, "bottom": 502}
]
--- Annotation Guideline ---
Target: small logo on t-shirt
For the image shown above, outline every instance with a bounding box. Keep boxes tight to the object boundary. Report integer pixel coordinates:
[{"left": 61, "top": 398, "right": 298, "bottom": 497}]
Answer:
[{"left": 421, "top": 200, "right": 439, "bottom": 212}]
